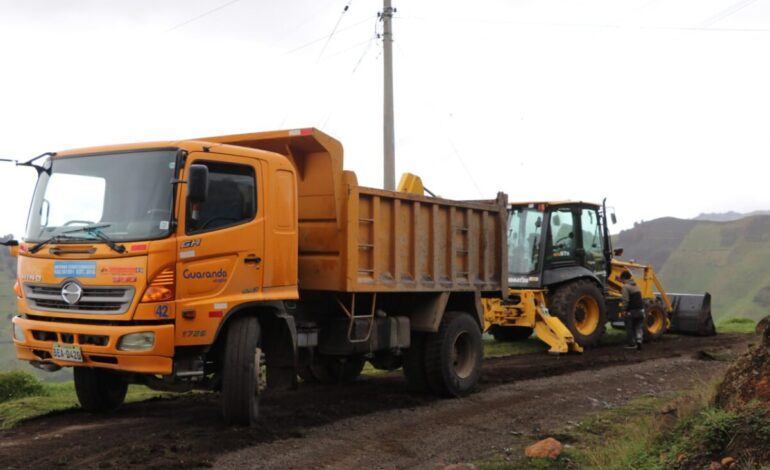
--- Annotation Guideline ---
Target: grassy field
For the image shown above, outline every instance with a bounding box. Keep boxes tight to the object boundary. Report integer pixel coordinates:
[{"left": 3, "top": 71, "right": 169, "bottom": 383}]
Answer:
[{"left": 0, "top": 370, "right": 168, "bottom": 430}]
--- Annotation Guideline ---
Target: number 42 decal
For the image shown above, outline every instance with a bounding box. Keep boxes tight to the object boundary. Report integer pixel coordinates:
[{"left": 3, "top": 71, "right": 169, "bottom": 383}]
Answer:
[{"left": 154, "top": 304, "right": 169, "bottom": 318}]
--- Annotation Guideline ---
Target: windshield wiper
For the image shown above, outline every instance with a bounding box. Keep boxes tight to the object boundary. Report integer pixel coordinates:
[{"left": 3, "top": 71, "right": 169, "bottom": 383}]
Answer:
[
  {"left": 64, "top": 224, "right": 126, "bottom": 254},
  {"left": 29, "top": 234, "right": 86, "bottom": 254}
]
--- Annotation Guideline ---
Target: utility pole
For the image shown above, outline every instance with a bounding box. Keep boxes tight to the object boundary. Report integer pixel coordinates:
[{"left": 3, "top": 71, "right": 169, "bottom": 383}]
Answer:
[{"left": 382, "top": 0, "right": 396, "bottom": 190}]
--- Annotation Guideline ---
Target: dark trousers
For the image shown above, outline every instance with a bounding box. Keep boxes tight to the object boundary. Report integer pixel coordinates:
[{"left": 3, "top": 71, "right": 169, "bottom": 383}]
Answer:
[{"left": 625, "top": 310, "right": 644, "bottom": 346}]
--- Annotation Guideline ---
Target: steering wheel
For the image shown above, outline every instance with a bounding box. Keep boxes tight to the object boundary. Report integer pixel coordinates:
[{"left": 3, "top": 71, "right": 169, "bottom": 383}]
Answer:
[
  {"left": 63, "top": 220, "right": 96, "bottom": 226},
  {"left": 200, "top": 217, "right": 239, "bottom": 229},
  {"left": 554, "top": 233, "right": 573, "bottom": 248}
]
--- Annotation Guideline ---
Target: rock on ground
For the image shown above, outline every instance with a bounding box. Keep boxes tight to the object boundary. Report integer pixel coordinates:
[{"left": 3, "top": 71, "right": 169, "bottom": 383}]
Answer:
[{"left": 524, "top": 437, "right": 563, "bottom": 460}]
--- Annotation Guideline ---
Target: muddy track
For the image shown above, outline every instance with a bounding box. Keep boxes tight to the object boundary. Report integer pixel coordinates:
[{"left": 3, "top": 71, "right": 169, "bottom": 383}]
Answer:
[{"left": 0, "top": 333, "right": 752, "bottom": 469}]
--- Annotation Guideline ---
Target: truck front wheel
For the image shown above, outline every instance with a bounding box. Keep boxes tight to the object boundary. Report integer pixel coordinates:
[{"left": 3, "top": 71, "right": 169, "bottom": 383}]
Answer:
[
  {"left": 423, "top": 311, "right": 483, "bottom": 397},
  {"left": 221, "top": 316, "right": 262, "bottom": 426},
  {"left": 74, "top": 367, "right": 128, "bottom": 413}
]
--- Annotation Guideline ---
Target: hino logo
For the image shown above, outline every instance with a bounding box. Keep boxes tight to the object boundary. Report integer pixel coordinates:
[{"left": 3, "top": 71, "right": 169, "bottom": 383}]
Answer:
[{"left": 61, "top": 282, "right": 83, "bottom": 305}]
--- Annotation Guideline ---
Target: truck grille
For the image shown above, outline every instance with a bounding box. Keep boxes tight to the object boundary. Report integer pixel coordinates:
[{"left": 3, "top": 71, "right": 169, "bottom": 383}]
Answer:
[{"left": 24, "top": 283, "right": 135, "bottom": 314}]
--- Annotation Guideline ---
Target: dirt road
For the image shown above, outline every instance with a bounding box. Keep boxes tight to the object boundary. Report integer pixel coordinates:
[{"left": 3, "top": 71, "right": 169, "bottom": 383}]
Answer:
[{"left": 0, "top": 334, "right": 753, "bottom": 469}]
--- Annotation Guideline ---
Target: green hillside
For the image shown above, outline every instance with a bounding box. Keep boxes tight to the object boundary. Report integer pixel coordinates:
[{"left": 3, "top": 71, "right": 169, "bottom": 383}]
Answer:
[
  {"left": 617, "top": 215, "right": 770, "bottom": 322},
  {"left": 0, "top": 248, "right": 19, "bottom": 371}
]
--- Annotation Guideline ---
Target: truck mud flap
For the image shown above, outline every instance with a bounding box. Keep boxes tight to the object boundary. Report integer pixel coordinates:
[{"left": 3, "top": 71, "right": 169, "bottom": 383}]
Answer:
[{"left": 667, "top": 293, "right": 716, "bottom": 336}]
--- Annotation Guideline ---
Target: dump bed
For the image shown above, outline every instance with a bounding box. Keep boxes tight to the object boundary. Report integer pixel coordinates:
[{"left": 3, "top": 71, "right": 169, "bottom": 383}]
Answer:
[{"left": 199, "top": 128, "right": 508, "bottom": 295}]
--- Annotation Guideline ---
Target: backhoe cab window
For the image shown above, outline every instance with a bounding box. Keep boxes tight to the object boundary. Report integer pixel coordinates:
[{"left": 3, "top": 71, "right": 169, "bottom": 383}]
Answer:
[
  {"left": 186, "top": 161, "right": 256, "bottom": 234},
  {"left": 581, "top": 208, "right": 604, "bottom": 262},
  {"left": 507, "top": 207, "right": 544, "bottom": 275},
  {"left": 549, "top": 209, "right": 575, "bottom": 259}
]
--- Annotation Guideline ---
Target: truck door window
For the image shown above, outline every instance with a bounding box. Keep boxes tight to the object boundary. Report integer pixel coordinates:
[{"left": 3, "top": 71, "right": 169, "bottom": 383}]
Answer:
[
  {"left": 186, "top": 161, "right": 256, "bottom": 234},
  {"left": 549, "top": 209, "right": 575, "bottom": 259}
]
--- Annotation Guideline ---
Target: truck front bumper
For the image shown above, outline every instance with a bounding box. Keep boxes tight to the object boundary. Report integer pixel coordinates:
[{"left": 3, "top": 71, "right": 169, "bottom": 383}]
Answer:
[{"left": 12, "top": 316, "right": 175, "bottom": 375}]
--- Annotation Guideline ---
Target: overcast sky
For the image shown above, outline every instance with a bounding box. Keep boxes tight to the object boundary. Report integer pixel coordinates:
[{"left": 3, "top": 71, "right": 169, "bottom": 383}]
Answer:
[{"left": 1, "top": 0, "right": 769, "bottom": 238}]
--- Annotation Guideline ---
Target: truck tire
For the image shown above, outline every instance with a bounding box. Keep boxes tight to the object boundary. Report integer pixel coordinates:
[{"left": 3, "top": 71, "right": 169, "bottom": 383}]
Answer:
[
  {"left": 550, "top": 279, "right": 606, "bottom": 347},
  {"left": 489, "top": 325, "right": 533, "bottom": 342},
  {"left": 643, "top": 302, "right": 667, "bottom": 341},
  {"left": 402, "top": 332, "right": 430, "bottom": 392},
  {"left": 423, "top": 311, "right": 483, "bottom": 397},
  {"left": 74, "top": 367, "right": 128, "bottom": 413},
  {"left": 221, "top": 316, "right": 262, "bottom": 426}
]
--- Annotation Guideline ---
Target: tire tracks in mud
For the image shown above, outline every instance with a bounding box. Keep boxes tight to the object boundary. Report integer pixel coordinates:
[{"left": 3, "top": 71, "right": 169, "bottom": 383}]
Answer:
[{"left": 0, "top": 333, "right": 752, "bottom": 469}]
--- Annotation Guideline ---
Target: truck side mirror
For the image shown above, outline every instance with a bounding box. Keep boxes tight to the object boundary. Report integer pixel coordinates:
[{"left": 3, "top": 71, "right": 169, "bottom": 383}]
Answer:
[
  {"left": 187, "top": 164, "right": 209, "bottom": 203},
  {"left": 0, "top": 236, "right": 19, "bottom": 257},
  {"left": 611, "top": 213, "right": 617, "bottom": 224}
]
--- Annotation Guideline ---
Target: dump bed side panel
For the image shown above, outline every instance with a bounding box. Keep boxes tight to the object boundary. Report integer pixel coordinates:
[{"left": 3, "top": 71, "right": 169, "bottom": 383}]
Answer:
[{"left": 339, "top": 186, "right": 507, "bottom": 294}]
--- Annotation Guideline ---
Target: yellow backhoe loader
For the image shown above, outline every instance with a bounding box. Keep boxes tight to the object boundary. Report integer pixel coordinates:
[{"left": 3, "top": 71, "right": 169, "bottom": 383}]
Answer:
[{"left": 398, "top": 174, "right": 715, "bottom": 354}]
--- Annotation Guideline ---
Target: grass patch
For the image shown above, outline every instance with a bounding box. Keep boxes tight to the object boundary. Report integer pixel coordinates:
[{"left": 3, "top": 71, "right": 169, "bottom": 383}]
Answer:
[
  {"left": 0, "top": 370, "right": 48, "bottom": 403},
  {"left": 718, "top": 317, "right": 757, "bottom": 334},
  {"left": 0, "top": 372, "right": 169, "bottom": 429}
]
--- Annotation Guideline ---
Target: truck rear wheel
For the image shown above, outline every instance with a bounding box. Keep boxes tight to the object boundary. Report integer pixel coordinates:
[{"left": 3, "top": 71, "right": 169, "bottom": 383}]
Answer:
[
  {"left": 550, "top": 279, "right": 607, "bottom": 347},
  {"left": 74, "top": 367, "right": 128, "bottom": 413},
  {"left": 423, "top": 311, "right": 483, "bottom": 397},
  {"left": 643, "top": 302, "right": 667, "bottom": 341},
  {"left": 403, "top": 332, "right": 430, "bottom": 392},
  {"left": 489, "top": 325, "right": 533, "bottom": 342},
  {"left": 221, "top": 316, "right": 262, "bottom": 426}
]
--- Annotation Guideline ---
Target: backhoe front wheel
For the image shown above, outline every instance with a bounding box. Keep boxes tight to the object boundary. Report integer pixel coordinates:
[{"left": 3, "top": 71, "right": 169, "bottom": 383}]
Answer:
[
  {"left": 74, "top": 367, "right": 128, "bottom": 413},
  {"left": 550, "top": 280, "right": 607, "bottom": 347},
  {"left": 423, "top": 311, "right": 483, "bottom": 397},
  {"left": 221, "top": 316, "right": 262, "bottom": 426}
]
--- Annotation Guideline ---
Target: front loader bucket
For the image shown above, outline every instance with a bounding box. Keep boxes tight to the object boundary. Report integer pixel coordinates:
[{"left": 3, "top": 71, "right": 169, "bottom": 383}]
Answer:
[{"left": 667, "top": 293, "right": 716, "bottom": 336}]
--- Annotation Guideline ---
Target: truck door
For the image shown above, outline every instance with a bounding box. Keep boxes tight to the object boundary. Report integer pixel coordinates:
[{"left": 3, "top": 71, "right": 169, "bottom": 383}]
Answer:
[{"left": 175, "top": 154, "right": 264, "bottom": 343}]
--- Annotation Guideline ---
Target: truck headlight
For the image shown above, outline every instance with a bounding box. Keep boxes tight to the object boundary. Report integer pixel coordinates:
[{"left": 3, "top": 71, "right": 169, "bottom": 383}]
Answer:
[
  {"left": 117, "top": 332, "right": 155, "bottom": 351},
  {"left": 12, "top": 323, "right": 25, "bottom": 343}
]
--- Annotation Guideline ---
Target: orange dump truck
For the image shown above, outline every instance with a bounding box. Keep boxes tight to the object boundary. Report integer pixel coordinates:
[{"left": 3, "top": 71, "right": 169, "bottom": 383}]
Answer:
[{"left": 5, "top": 128, "right": 507, "bottom": 424}]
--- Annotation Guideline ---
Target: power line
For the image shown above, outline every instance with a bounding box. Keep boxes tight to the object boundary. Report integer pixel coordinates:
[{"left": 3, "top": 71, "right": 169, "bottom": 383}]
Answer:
[
  {"left": 393, "top": 42, "right": 484, "bottom": 197},
  {"left": 317, "top": 0, "right": 354, "bottom": 62},
  {"left": 283, "top": 15, "right": 375, "bottom": 55},
  {"left": 166, "top": 0, "right": 243, "bottom": 33},
  {"left": 700, "top": 0, "right": 761, "bottom": 27},
  {"left": 319, "top": 17, "right": 379, "bottom": 128}
]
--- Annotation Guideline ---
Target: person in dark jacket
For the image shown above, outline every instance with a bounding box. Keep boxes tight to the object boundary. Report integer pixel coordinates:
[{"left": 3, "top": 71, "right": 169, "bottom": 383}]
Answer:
[{"left": 621, "top": 270, "right": 645, "bottom": 350}]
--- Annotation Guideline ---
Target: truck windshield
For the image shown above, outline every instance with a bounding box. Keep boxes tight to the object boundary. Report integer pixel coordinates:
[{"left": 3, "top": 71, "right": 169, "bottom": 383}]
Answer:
[
  {"left": 508, "top": 206, "right": 544, "bottom": 276},
  {"left": 25, "top": 150, "right": 177, "bottom": 243}
]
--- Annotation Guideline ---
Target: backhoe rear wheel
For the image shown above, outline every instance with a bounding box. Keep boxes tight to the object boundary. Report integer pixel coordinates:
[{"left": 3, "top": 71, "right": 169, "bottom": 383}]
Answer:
[
  {"left": 74, "top": 367, "right": 128, "bottom": 413},
  {"left": 221, "top": 316, "right": 262, "bottom": 426},
  {"left": 489, "top": 325, "right": 533, "bottom": 342},
  {"left": 423, "top": 311, "right": 483, "bottom": 397},
  {"left": 643, "top": 302, "right": 667, "bottom": 341},
  {"left": 549, "top": 279, "right": 607, "bottom": 347}
]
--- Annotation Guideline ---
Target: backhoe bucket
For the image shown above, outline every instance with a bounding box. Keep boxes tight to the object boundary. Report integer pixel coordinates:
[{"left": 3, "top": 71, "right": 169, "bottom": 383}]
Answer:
[{"left": 667, "top": 293, "right": 716, "bottom": 336}]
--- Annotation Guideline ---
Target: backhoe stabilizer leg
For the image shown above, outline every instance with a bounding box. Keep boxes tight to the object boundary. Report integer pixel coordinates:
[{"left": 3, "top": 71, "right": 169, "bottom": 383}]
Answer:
[{"left": 534, "top": 307, "right": 583, "bottom": 354}]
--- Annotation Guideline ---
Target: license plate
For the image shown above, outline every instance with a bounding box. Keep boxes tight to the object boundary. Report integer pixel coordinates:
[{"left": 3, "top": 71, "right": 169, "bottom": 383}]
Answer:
[{"left": 52, "top": 343, "right": 83, "bottom": 363}]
